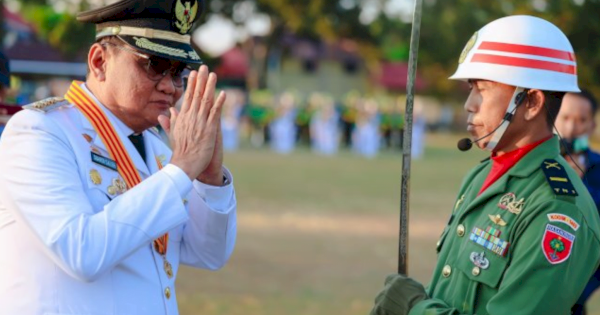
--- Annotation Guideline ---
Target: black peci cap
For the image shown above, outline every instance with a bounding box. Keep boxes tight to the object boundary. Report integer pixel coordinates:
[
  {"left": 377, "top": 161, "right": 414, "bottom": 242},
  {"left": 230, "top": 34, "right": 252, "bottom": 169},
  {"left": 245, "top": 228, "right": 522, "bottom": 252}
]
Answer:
[{"left": 77, "top": 0, "right": 203, "bottom": 64}]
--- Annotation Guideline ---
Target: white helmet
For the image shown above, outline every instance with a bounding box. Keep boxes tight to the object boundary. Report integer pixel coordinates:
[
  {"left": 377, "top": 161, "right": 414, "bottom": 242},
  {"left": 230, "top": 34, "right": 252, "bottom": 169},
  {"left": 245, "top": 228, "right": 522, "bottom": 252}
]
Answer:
[{"left": 450, "top": 15, "right": 579, "bottom": 93}]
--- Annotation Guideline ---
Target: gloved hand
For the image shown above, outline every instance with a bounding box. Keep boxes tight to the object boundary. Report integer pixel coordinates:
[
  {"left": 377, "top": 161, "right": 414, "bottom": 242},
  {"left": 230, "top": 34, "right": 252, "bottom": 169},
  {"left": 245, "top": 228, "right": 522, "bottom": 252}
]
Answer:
[{"left": 370, "top": 274, "right": 428, "bottom": 315}]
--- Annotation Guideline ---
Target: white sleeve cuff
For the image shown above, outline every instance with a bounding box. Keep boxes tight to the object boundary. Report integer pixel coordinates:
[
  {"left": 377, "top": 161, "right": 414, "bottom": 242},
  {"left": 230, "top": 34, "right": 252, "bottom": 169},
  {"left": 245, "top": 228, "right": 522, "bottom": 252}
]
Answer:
[
  {"left": 192, "top": 167, "right": 234, "bottom": 213},
  {"left": 162, "top": 164, "right": 193, "bottom": 198}
]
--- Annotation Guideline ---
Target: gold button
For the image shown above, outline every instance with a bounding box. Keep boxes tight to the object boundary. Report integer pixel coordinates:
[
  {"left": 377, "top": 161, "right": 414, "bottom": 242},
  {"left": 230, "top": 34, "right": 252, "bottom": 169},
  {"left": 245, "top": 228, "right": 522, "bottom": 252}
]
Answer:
[
  {"left": 457, "top": 224, "right": 465, "bottom": 237},
  {"left": 472, "top": 266, "right": 481, "bottom": 276},
  {"left": 442, "top": 265, "right": 452, "bottom": 278},
  {"left": 165, "top": 287, "right": 171, "bottom": 299}
]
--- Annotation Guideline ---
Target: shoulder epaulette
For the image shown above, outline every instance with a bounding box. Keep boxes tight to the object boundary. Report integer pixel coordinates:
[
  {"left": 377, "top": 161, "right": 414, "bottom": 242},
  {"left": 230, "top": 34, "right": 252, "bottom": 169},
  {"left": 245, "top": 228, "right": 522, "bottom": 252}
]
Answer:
[
  {"left": 541, "top": 159, "right": 578, "bottom": 196},
  {"left": 23, "top": 97, "right": 67, "bottom": 113}
]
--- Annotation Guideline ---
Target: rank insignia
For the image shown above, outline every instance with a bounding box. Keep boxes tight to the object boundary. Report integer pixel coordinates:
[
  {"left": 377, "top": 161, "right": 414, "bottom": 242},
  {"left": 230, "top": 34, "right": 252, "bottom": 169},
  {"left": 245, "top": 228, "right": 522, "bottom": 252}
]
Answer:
[
  {"left": 489, "top": 214, "right": 507, "bottom": 227},
  {"left": 91, "top": 152, "right": 118, "bottom": 172},
  {"left": 90, "top": 169, "right": 102, "bottom": 185},
  {"left": 23, "top": 97, "right": 66, "bottom": 113},
  {"left": 498, "top": 192, "right": 525, "bottom": 215},
  {"left": 542, "top": 224, "right": 575, "bottom": 264},
  {"left": 470, "top": 251, "right": 490, "bottom": 269},
  {"left": 547, "top": 213, "right": 580, "bottom": 231},
  {"left": 470, "top": 227, "right": 510, "bottom": 257},
  {"left": 541, "top": 159, "right": 578, "bottom": 196}
]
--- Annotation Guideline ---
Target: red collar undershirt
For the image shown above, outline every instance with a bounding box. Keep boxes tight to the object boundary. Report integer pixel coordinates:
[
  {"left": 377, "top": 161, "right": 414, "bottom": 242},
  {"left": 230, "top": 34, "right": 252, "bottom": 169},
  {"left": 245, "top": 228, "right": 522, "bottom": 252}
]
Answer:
[{"left": 478, "top": 136, "right": 552, "bottom": 195}]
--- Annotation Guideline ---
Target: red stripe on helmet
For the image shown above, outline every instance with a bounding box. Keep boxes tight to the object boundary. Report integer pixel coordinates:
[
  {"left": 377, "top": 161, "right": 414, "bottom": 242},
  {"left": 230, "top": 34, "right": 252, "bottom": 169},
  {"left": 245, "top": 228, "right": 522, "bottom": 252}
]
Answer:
[
  {"left": 471, "top": 53, "right": 576, "bottom": 75},
  {"left": 478, "top": 41, "right": 575, "bottom": 62}
]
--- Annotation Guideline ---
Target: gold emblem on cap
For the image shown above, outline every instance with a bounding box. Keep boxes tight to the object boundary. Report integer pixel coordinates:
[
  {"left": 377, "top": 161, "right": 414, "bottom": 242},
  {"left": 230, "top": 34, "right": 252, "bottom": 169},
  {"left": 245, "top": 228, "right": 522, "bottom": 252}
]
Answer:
[
  {"left": 174, "top": 0, "right": 198, "bottom": 34},
  {"left": 90, "top": 169, "right": 102, "bottom": 185},
  {"left": 459, "top": 31, "right": 477, "bottom": 64},
  {"left": 112, "top": 25, "right": 121, "bottom": 35}
]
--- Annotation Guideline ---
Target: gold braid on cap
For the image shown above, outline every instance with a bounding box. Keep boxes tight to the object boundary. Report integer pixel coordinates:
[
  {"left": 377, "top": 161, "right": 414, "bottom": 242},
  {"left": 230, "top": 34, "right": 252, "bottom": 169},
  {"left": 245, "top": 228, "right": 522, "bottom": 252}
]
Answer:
[{"left": 96, "top": 26, "right": 191, "bottom": 44}]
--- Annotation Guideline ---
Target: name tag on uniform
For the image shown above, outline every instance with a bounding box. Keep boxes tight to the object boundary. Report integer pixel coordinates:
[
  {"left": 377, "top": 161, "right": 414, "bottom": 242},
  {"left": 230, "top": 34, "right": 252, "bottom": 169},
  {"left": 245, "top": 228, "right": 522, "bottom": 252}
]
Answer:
[{"left": 91, "top": 152, "right": 117, "bottom": 171}]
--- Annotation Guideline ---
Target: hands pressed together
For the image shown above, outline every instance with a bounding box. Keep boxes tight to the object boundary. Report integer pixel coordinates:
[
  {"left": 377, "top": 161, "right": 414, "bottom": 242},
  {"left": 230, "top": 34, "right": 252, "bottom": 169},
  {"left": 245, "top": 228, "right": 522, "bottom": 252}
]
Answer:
[{"left": 158, "top": 65, "right": 226, "bottom": 186}]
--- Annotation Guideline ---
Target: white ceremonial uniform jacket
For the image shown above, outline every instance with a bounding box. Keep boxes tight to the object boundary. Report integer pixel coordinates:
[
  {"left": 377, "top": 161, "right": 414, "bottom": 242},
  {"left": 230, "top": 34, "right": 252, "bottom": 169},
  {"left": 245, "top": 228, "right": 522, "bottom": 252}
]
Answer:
[{"left": 0, "top": 85, "right": 237, "bottom": 315}]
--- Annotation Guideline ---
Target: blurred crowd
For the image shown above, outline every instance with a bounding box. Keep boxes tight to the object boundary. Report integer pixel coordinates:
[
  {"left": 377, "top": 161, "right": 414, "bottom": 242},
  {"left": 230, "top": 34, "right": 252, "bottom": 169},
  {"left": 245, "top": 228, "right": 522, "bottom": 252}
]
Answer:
[{"left": 218, "top": 89, "right": 431, "bottom": 159}]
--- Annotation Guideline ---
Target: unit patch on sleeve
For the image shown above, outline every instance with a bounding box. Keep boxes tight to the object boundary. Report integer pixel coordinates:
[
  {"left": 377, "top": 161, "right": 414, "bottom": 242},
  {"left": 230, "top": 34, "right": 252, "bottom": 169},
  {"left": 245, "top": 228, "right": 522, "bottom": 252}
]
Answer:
[
  {"left": 547, "top": 213, "right": 580, "bottom": 231},
  {"left": 542, "top": 224, "right": 575, "bottom": 264},
  {"left": 541, "top": 159, "right": 578, "bottom": 196}
]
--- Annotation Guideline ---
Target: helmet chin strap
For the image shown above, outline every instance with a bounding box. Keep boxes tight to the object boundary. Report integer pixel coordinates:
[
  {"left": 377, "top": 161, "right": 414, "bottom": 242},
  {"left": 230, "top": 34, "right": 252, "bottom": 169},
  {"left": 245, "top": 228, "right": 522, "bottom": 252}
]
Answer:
[{"left": 484, "top": 87, "right": 527, "bottom": 151}]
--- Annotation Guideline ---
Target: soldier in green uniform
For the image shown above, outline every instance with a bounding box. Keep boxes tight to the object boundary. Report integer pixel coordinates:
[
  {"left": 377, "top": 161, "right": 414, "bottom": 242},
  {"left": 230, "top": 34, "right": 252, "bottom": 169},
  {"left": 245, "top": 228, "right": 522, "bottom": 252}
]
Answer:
[{"left": 370, "top": 15, "right": 600, "bottom": 315}]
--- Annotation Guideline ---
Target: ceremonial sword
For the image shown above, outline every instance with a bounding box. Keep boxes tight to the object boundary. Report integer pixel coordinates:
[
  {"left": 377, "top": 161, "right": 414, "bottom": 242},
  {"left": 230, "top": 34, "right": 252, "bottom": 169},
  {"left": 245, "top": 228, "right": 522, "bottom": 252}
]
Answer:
[{"left": 398, "top": 0, "right": 423, "bottom": 275}]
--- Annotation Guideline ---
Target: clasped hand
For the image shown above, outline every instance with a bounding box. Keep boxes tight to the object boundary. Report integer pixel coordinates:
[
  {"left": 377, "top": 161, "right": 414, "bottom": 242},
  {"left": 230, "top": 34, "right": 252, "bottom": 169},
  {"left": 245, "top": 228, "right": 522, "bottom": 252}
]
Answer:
[{"left": 158, "top": 65, "right": 226, "bottom": 186}]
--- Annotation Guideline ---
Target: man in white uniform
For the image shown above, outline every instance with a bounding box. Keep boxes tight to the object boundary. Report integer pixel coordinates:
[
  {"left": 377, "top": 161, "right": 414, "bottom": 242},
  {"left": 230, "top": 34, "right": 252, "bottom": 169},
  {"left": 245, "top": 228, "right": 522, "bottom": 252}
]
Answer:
[{"left": 0, "top": 0, "right": 237, "bottom": 314}]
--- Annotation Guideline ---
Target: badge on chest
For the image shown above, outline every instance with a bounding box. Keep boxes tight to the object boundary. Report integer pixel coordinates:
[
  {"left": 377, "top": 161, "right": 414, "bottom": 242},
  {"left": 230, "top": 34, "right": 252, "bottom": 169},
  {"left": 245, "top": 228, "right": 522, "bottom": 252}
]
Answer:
[{"left": 469, "top": 226, "right": 510, "bottom": 257}]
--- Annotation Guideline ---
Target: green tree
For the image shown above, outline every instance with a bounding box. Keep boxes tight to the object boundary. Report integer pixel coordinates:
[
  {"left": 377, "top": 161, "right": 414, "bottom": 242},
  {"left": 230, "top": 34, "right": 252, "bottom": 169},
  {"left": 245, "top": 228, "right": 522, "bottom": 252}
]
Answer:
[
  {"left": 550, "top": 238, "right": 565, "bottom": 257},
  {"left": 210, "top": 0, "right": 385, "bottom": 89},
  {"left": 392, "top": 0, "right": 600, "bottom": 100},
  {"left": 17, "top": 0, "right": 94, "bottom": 59}
]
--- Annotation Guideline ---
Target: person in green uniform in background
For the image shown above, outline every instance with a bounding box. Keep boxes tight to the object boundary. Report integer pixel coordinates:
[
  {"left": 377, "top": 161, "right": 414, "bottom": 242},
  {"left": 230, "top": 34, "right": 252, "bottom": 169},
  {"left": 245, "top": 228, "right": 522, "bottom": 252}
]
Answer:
[{"left": 370, "top": 15, "right": 600, "bottom": 315}]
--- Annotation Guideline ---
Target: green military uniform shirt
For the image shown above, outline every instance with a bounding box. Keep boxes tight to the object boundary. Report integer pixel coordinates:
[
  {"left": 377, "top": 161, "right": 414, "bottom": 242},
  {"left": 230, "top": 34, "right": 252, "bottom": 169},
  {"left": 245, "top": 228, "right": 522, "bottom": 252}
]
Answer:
[{"left": 410, "top": 136, "right": 600, "bottom": 315}]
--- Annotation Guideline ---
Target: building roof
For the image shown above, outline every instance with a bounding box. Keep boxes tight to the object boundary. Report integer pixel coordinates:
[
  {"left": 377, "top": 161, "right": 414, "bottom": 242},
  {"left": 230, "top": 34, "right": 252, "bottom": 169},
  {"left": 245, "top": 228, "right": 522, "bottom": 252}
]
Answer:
[{"left": 3, "top": 6, "right": 86, "bottom": 76}]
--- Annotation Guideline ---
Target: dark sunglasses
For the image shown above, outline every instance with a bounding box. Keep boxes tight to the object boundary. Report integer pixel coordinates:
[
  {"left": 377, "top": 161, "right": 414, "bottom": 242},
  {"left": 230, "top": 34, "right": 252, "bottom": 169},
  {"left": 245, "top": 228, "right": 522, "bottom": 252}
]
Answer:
[{"left": 102, "top": 42, "right": 192, "bottom": 88}]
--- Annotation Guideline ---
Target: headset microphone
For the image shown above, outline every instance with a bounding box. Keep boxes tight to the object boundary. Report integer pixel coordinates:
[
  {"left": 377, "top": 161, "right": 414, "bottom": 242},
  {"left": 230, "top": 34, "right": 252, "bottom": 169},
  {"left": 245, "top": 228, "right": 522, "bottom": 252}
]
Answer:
[
  {"left": 457, "top": 131, "right": 496, "bottom": 151},
  {"left": 457, "top": 138, "right": 473, "bottom": 151},
  {"left": 456, "top": 89, "right": 529, "bottom": 152},
  {"left": 456, "top": 112, "right": 516, "bottom": 151}
]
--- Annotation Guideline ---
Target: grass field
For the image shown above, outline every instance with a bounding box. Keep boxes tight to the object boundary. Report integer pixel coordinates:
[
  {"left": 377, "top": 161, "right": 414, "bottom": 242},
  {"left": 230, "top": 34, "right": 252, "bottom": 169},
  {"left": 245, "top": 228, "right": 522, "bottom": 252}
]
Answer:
[{"left": 175, "top": 133, "right": 600, "bottom": 315}]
